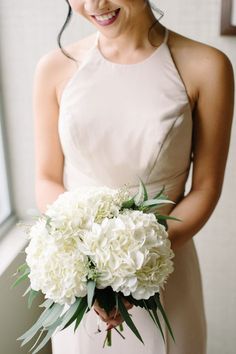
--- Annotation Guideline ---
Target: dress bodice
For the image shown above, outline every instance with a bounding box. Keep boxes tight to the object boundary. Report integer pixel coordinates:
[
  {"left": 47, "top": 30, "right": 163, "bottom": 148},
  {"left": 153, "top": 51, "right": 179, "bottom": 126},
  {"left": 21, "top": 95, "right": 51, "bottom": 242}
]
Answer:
[{"left": 58, "top": 28, "right": 193, "bottom": 209}]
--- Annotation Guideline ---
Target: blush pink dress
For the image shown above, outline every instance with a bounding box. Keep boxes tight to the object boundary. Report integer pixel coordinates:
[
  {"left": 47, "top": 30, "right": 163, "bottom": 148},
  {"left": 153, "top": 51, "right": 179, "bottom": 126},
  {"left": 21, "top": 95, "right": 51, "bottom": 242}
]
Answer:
[{"left": 51, "top": 27, "right": 207, "bottom": 354}]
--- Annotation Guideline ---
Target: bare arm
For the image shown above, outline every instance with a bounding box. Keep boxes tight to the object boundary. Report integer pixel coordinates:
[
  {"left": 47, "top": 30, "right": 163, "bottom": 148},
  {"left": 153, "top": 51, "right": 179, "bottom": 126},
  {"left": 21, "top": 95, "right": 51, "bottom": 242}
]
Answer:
[
  {"left": 33, "top": 52, "right": 67, "bottom": 213},
  {"left": 167, "top": 49, "right": 235, "bottom": 250}
]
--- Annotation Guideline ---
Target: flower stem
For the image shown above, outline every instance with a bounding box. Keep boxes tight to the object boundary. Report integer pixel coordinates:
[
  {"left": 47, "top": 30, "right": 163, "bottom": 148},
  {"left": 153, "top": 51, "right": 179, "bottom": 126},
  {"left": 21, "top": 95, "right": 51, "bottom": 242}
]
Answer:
[
  {"left": 119, "top": 323, "right": 124, "bottom": 332},
  {"left": 107, "top": 329, "right": 112, "bottom": 346},
  {"left": 103, "top": 329, "right": 112, "bottom": 347},
  {"left": 114, "top": 326, "right": 125, "bottom": 340}
]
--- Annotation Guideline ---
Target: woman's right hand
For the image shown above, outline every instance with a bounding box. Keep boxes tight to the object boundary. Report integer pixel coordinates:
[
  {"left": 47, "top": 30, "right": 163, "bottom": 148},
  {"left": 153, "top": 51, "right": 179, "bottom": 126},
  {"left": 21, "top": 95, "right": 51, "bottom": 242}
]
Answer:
[{"left": 93, "top": 298, "right": 133, "bottom": 330}]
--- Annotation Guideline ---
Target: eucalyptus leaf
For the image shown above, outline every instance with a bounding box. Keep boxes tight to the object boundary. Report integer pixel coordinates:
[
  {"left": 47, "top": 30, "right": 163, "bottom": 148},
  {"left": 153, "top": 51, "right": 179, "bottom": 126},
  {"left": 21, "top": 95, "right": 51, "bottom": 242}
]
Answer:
[
  {"left": 39, "top": 298, "right": 54, "bottom": 309},
  {"left": 87, "top": 280, "right": 96, "bottom": 309},
  {"left": 117, "top": 294, "right": 144, "bottom": 344},
  {"left": 42, "top": 303, "right": 64, "bottom": 328},
  {"left": 28, "top": 330, "right": 44, "bottom": 352},
  {"left": 11, "top": 268, "right": 30, "bottom": 289},
  {"left": 28, "top": 290, "right": 39, "bottom": 309},
  {"left": 17, "top": 263, "right": 28, "bottom": 274},
  {"left": 18, "top": 305, "right": 56, "bottom": 344},
  {"left": 31, "top": 318, "right": 62, "bottom": 354},
  {"left": 23, "top": 285, "right": 31, "bottom": 297}
]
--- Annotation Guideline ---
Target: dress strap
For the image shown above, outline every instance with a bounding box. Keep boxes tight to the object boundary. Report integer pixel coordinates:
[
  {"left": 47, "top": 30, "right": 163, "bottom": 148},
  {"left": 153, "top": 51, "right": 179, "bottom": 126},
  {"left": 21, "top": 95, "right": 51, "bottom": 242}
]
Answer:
[
  {"left": 163, "top": 27, "right": 169, "bottom": 45},
  {"left": 95, "top": 30, "right": 100, "bottom": 46}
]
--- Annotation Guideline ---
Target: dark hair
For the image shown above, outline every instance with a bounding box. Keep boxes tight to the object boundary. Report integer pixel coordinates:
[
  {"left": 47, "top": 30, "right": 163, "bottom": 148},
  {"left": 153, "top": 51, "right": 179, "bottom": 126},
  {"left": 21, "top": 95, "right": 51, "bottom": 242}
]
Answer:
[
  {"left": 57, "top": 0, "right": 164, "bottom": 61},
  {"left": 57, "top": 0, "right": 76, "bottom": 61},
  {"left": 147, "top": 1, "right": 165, "bottom": 47}
]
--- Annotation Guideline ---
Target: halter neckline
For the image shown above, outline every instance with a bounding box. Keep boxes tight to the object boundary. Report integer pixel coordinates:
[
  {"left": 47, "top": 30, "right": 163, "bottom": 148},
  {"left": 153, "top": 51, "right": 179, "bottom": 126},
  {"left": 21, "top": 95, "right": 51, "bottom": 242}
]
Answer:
[{"left": 93, "top": 27, "right": 169, "bottom": 67}]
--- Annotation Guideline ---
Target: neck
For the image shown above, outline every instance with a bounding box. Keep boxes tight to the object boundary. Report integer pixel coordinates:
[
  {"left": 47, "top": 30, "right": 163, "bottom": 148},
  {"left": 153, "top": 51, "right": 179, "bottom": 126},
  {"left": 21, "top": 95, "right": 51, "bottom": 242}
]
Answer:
[{"left": 98, "top": 5, "right": 164, "bottom": 54}]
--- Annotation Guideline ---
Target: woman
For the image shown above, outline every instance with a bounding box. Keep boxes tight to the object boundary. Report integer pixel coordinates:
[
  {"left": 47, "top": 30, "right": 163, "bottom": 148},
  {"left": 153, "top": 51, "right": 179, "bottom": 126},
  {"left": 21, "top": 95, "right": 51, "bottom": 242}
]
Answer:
[{"left": 33, "top": 1, "right": 234, "bottom": 353}]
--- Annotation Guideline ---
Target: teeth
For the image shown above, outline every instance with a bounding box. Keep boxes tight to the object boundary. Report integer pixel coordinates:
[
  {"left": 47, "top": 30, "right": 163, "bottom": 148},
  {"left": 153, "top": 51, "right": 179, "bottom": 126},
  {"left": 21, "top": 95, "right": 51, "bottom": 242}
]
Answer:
[{"left": 95, "top": 11, "right": 116, "bottom": 21}]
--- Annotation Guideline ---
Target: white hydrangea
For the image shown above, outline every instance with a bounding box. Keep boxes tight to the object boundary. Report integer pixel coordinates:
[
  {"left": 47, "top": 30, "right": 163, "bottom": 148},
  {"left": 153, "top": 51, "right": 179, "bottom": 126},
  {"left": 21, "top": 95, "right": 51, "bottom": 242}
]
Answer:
[
  {"left": 82, "top": 209, "right": 174, "bottom": 300},
  {"left": 25, "top": 218, "right": 89, "bottom": 305},
  {"left": 25, "top": 185, "right": 174, "bottom": 305},
  {"left": 45, "top": 185, "right": 130, "bottom": 226}
]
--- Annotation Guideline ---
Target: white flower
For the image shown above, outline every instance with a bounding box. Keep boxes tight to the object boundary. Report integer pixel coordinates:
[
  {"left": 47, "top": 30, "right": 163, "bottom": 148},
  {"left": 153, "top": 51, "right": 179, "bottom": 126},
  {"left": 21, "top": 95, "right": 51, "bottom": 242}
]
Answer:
[
  {"left": 81, "top": 209, "right": 174, "bottom": 299},
  {"left": 25, "top": 218, "right": 89, "bottom": 305},
  {"left": 25, "top": 185, "right": 174, "bottom": 305}
]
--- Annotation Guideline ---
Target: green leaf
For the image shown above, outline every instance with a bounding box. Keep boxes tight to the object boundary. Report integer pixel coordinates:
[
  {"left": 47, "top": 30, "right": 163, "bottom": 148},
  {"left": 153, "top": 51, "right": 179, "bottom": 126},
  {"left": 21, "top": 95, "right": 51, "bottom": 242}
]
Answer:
[
  {"left": 140, "top": 296, "right": 165, "bottom": 342},
  {"left": 74, "top": 298, "right": 88, "bottom": 332},
  {"left": 42, "top": 303, "right": 64, "bottom": 328},
  {"left": 62, "top": 298, "right": 85, "bottom": 330},
  {"left": 23, "top": 285, "right": 31, "bottom": 297},
  {"left": 154, "top": 294, "right": 175, "bottom": 342},
  {"left": 57, "top": 298, "right": 82, "bottom": 331},
  {"left": 134, "top": 178, "right": 148, "bottom": 206},
  {"left": 138, "top": 177, "right": 148, "bottom": 201},
  {"left": 150, "top": 308, "right": 165, "bottom": 342},
  {"left": 155, "top": 214, "right": 182, "bottom": 222},
  {"left": 28, "top": 290, "right": 39, "bottom": 309},
  {"left": 87, "top": 280, "right": 96, "bottom": 309},
  {"left": 152, "top": 186, "right": 166, "bottom": 199},
  {"left": 121, "top": 197, "right": 135, "bottom": 209},
  {"left": 39, "top": 298, "right": 54, "bottom": 309},
  {"left": 11, "top": 268, "right": 30, "bottom": 289},
  {"left": 142, "top": 199, "right": 175, "bottom": 207},
  {"left": 157, "top": 218, "right": 168, "bottom": 230},
  {"left": 17, "top": 263, "right": 28, "bottom": 274},
  {"left": 31, "top": 318, "right": 62, "bottom": 354},
  {"left": 28, "top": 330, "right": 44, "bottom": 352},
  {"left": 18, "top": 305, "right": 56, "bottom": 345},
  {"left": 142, "top": 300, "right": 156, "bottom": 322},
  {"left": 117, "top": 294, "right": 144, "bottom": 344}
]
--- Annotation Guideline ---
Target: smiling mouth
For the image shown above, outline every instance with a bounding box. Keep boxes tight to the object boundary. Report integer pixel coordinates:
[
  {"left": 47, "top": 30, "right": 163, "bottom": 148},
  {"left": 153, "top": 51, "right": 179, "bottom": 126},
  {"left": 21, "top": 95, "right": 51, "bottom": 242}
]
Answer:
[{"left": 91, "top": 8, "right": 120, "bottom": 26}]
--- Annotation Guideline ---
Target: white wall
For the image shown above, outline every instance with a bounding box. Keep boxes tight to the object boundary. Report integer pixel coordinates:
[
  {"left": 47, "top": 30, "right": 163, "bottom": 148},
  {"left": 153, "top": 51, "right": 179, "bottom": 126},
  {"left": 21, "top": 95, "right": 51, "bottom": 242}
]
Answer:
[{"left": 0, "top": 1, "right": 235, "bottom": 353}]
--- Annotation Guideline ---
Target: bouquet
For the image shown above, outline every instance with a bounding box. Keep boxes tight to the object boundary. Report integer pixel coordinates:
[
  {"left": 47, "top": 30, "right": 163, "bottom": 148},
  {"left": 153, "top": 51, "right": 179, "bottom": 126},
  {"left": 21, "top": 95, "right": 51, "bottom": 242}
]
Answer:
[{"left": 13, "top": 179, "right": 178, "bottom": 353}]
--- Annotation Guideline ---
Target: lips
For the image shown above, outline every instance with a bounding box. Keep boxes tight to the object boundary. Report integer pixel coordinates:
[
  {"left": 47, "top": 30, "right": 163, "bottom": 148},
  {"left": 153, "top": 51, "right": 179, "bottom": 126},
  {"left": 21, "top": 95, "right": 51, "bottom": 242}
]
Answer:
[{"left": 92, "top": 8, "right": 120, "bottom": 26}]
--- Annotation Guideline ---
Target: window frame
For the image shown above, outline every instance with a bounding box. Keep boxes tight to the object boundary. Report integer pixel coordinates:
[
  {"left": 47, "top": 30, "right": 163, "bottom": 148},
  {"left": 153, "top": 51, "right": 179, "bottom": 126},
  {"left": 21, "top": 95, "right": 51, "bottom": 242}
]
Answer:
[
  {"left": 0, "top": 95, "right": 16, "bottom": 239},
  {"left": 221, "top": 0, "right": 236, "bottom": 35}
]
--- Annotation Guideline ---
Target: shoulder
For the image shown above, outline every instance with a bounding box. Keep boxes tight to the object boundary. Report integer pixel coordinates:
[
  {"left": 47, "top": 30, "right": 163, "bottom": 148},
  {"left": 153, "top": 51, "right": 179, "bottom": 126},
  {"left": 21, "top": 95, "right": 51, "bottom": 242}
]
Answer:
[
  {"left": 33, "top": 32, "right": 97, "bottom": 95},
  {"left": 168, "top": 29, "right": 234, "bottom": 90}
]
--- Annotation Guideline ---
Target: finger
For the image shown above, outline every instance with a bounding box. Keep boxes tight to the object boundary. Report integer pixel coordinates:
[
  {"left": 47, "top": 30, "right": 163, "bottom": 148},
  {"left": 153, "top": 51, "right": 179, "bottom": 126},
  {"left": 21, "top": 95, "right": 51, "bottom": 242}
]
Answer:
[
  {"left": 94, "top": 305, "right": 120, "bottom": 321},
  {"left": 106, "top": 314, "right": 123, "bottom": 326},
  {"left": 93, "top": 305, "right": 110, "bottom": 321},
  {"left": 106, "top": 317, "right": 123, "bottom": 331},
  {"left": 122, "top": 298, "right": 133, "bottom": 310}
]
